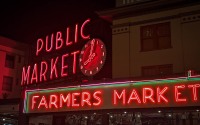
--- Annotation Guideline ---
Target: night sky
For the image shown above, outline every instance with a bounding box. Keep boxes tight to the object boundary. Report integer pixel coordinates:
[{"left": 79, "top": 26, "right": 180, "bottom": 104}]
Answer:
[{"left": 0, "top": 0, "right": 115, "bottom": 44}]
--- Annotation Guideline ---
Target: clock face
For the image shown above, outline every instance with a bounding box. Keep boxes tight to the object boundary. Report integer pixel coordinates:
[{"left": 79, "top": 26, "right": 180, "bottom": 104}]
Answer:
[{"left": 79, "top": 38, "right": 106, "bottom": 76}]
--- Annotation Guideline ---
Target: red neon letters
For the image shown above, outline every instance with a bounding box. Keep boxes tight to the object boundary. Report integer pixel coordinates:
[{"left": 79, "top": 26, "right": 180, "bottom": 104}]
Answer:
[
  {"left": 127, "top": 89, "right": 141, "bottom": 104},
  {"left": 22, "top": 19, "right": 90, "bottom": 86},
  {"left": 188, "top": 84, "right": 200, "bottom": 101},
  {"left": 27, "top": 83, "right": 200, "bottom": 113},
  {"left": 46, "top": 34, "right": 54, "bottom": 52},
  {"left": 114, "top": 88, "right": 158, "bottom": 105},
  {"left": 21, "top": 50, "right": 80, "bottom": 85},
  {"left": 31, "top": 90, "right": 102, "bottom": 110},
  {"left": 113, "top": 89, "right": 126, "bottom": 105},
  {"left": 40, "top": 61, "right": 48, "bottom": 82},
  {"left": 113, "top": 84, "right": 199, "bottom": 105},
  {"left": 157, "top": 87, "right": 169, "bottom": 103},
  {"left": 175, "top": 85, "right": 187, "bottom": 102},
  {"left": 36, "top": 19, "right": 90, "bottom": 56},
  {"left": 143, "top": 88, "right": 155, "bottom": 103}
]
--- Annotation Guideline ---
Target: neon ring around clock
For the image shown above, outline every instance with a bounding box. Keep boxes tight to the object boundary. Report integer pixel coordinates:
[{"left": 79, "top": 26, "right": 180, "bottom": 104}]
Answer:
[{"left": 79, "top": 38, "right": 106, "bottom": 76}]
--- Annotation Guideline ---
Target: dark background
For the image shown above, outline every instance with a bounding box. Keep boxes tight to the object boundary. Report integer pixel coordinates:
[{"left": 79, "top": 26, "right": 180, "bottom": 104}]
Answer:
[{"left": 0, "top": 0, "right": 115, "bottom": 44}]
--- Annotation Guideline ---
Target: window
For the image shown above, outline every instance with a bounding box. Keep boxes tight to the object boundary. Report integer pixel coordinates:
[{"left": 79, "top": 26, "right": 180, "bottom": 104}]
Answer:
[
  {"left": 5, "top": 54, "right": 15, "bottom": 68},
  {"left": 2, "top": 76, "right": 13, "bottom": 91},
  {"left": 142, "top": 64, "right": 173, "bottom": 77},
  {"left": 141, "top": 22, "right": 171, "bottom": 51}
]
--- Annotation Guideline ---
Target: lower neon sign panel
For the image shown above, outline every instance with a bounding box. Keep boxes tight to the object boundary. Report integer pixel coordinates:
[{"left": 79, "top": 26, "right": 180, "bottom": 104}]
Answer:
[{"left": 24, "top": 78, "right": 200, "bottom": 113}]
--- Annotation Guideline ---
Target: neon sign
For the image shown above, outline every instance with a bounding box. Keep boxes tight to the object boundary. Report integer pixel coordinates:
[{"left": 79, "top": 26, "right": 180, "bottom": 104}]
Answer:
[
  {"left": 31, "top": 90, "right": 102, "bottom": 109},
  {"left": 36, "top": 19, "right": 90, "bottom": 56},
  {"left": 24, "top": 76, "right": 200, "bottom": 113},
  {"left": 21, "top": 19, "right": 107, "bottom": 86}
]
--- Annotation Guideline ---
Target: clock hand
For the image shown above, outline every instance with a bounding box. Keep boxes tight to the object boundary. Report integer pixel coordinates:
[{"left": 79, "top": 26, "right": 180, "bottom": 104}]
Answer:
[
  {"left": 84, "top": 53, "right": 96, "bottom": 66},
  {"left": 89, "top": 39, "right": 95, "bottom": 56},
  {"left": 84, "top": 39, "right": 96, "bottom": 66}
]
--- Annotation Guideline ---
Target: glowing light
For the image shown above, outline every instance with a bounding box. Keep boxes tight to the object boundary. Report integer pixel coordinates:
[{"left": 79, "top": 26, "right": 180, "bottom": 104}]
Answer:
[
  {"left": 36, "top": 38, "right": 44, "bottom": 56},
  {"left": 31, "top": 63, "right": 38, "bottom": 84},
  {"left": 49, "top": 95, "right": 58, "bottom": 108},
  {"left": 21, "top": 18, "right": 97, "bottom": 86},
  {"left": 32, "top": 95, "right": 39, "bottom": 109},
  {"left": 21, "top": 66, "right": 31, "bottom": 85},
  {"left": 55, "top": 31, "right": 64, "bottom": 50},
  {"left": 60, "top": 93, "right": 71, "bottom": 107},
  {"left": 143, "top": 88, "right": 155, "bottom": 103},
  {"left": 50, "top": 57, "right": 59, "bottom": 80},
  {"left": 81, "top": 92, "right": 91, "bottom": 106},
  {"left": 175, "top": 85, "right": 187, "bottom": 102},
  {"left": 40, "top": 61, "right": 48, "bottom": 82},
  {"left": 23, "top": 76, "right": 200, "bottom": 113},
  {"left": 45, "top": 34, "right": 54, "bottom": 52},
  {"left": 71, "top": 51, "right": 80, "bottom": 74},
  {"left": 38, "top": 96, "right": 48, "bottom": 109},
  {"left": 75, "top": 24, "right": 78, "bottom": 43},
  {"left": 61, "top": 53, "right": 69, "bottom": 77},
  {"left": 127, "top": 89, "right": 141, "bottom": 104},
  {"left": 72, "top": 92, "right": 80, "bottom": 107},
  {"left": 66, "top": 27, "right": 73, "bottom": 46},
  {"left": 113, "top": 89, "right": 126, "bottom": 105},
  {"left": 188, "top": 84, "right": 200, "bottom": 101},
  {"left": 93, "top": 91, "right": 102, "bottom": 106},
  {"left": 81, "top": 19, "right": 90, "bottom": 39},
  {"left": 157, "top": 87, "right": 169, "bottom": 103}
]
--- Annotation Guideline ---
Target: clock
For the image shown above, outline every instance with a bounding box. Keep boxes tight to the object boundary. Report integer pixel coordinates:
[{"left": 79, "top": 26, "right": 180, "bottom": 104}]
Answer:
[{"left": 79, "top": 38, "right": 106, "bottom": 76}]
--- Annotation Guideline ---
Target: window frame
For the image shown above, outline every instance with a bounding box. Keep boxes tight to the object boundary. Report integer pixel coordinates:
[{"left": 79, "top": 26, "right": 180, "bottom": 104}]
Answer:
[
  {"left": 140, "top": 22, "right": 172, "bottom": 52},
  {"left": 2, "top": 76, "right": 13, "bottom": 91},
  {"left": 5, "top": 54, "right": 15, "bottom": 69}
]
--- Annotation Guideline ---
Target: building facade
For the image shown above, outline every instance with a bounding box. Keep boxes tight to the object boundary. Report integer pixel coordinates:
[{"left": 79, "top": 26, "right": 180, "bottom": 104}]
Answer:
[
  {"left": 0, "top": 36, "right": 28, "bottom": 125},
  {"left": 97, "top": 0, "right": 200, "bottom": 124},
  {"left": 99, "top": 0, "right": 200, "bottom": 79}
]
